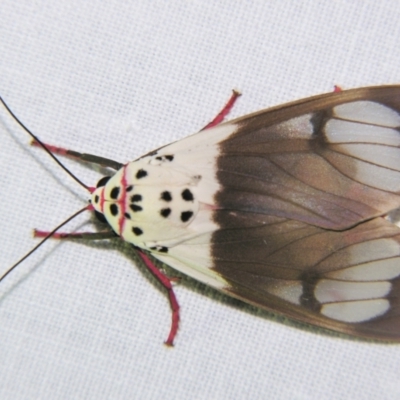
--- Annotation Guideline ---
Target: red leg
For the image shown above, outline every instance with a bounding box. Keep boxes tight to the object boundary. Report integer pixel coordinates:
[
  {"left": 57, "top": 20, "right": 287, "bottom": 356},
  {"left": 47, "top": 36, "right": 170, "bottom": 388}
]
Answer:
[
  {"left": 137, "top": 250, "right": 180, "bottom": 346},
  {"left": 33, "top": 230, "right": 180, "bottom": 345},
  {"left": 33, "top": 229, "right": 116, "bottom": 240},
  {"left": 333, "top": 85, "right": 342, "bottom": 92},
  {"left": 31, "top": 140, "right": 70, "bottom": 156},
  {"left": 202, "top": 89, "right": 241, "bottom": 130},
  {"left": 31, "top": 140, "right": 123, "bottom": 170}
]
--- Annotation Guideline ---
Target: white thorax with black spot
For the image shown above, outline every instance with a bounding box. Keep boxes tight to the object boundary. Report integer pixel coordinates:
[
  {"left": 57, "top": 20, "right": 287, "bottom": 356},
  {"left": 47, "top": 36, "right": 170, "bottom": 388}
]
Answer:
[
  {"left": 92, "top": 158, "right": 200, "bottom": 248},
  {"left": 90, "top": 124, "right": 233, "bottom": 258}
]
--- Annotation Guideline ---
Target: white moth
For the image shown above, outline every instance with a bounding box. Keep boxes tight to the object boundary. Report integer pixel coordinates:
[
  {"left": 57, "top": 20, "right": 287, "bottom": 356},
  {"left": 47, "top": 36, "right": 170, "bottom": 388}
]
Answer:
[{"left": 2, "top": 86, "right": 400, "bottom": 345}]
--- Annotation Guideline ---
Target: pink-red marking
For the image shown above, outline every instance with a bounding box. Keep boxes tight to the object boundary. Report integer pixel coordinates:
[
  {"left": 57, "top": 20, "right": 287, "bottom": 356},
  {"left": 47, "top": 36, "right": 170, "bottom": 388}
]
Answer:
[
  {"left": 117, "top": 165, "right": 129, "bottom": 238},
  {"left": 202, "top": 90, "right": 241, "bottom": 130},
  {"left": 31, "top": 139, "right": 69, "bottom": 156},
  {"left": 137, "top": 250, "right": 180, "bottom": 346},
  {"left": 99, "top": 186, "right": 106, "bottom": 214}
]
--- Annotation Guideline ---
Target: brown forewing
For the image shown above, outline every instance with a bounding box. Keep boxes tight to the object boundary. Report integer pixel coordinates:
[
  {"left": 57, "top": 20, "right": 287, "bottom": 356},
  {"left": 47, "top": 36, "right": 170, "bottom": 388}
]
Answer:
[{"left": 211, "top": 86, "right": 400, "bottom": 341}]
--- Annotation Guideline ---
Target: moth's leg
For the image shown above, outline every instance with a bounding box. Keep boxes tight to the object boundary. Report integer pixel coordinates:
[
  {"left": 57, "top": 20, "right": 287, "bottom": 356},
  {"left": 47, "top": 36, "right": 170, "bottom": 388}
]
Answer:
[
  {"left": 137, "top": 250, "right": 180, "bottom": 347},
  {"left": 34, "top": 228, "right": 180, "bottom": 345},
  {"left": 31, "top": 140, "right": 123, "bottom": 170},
  {"left": 201, "top": 89, "right": 241, "bottom": 130},
  {"left": 34, "top": 229, "right": 180, "bottom": 345},
  {"left": 34, "top": 229, "right": 116, "bottom": 240},
  {"left": 33, "top": 227, "right": 180, "bottom": 345}
]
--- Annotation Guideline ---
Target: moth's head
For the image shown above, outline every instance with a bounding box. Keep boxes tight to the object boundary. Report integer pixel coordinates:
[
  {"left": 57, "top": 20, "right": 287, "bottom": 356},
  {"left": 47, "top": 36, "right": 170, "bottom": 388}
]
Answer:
[
  {"left": 90, "top": 166, "right": 145, "bottom": 240},
  {"left": 91, "top": 174, "right": 120, "bottom": 227}
]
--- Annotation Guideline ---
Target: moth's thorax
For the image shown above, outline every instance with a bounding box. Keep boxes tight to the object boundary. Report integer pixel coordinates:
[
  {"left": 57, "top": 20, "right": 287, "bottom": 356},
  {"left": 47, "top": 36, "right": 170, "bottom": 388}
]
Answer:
[{"left": 91, "top": 156, "right": 218, "bottom": 250}]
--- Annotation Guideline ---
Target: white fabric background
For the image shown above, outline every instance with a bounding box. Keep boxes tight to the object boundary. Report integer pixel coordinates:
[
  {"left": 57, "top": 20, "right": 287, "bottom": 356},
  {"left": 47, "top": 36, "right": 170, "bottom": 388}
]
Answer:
[{"left": 1, "top": 1, "right": 400, "bottom": 399}]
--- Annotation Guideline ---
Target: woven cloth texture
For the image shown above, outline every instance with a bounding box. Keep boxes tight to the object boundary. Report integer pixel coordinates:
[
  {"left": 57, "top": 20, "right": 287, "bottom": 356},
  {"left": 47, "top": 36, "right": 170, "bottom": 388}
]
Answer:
[{"left": 1, "top": 1, "right": 400, "bottom": 399}]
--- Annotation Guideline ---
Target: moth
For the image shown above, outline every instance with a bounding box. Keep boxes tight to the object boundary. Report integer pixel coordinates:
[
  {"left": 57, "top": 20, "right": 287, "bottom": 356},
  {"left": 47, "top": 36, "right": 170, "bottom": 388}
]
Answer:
[{"left": 2, "top": 85, "right": 400, "bottom": 345}]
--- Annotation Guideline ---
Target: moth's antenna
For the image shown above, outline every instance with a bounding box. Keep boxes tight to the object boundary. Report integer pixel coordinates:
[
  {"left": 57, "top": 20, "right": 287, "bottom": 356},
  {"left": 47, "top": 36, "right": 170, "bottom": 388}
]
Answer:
[
  {"left": 0, "top": 96, "right": 92, "bottom": 192},
  {"left": 0, "top": 206, "right": 90, "bottom": 285}
]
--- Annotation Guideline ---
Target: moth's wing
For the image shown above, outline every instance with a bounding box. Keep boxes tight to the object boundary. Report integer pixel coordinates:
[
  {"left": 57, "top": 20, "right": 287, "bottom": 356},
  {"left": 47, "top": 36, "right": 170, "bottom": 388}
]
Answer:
[
  {"left": 154, "top": 85, "right": 400, "bottom": 230},
  {"left": 219, "top": 85, "right": 400, "bottom": 230},
  {"left": 145, "top": 86, "right": 400, "bottom": 340},
  {"left": 153, "top": 216, "right": 400, "bottom": 341}
]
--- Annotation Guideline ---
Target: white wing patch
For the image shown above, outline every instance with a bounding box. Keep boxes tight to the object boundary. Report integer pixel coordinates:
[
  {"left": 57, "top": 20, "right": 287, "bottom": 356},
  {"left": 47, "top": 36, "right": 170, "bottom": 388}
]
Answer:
[
  {"left": 326, "top": 258, "right": 400, "bottom": 281},
  {"left": 352, "top": 160, "right": 400, "bottom": 192},
  {"left": 321, "top": 299, "right": 390, "bottom": 323},
  {"left": 265, "top": 280, "right": 303, "bottom": 305},
  {"left": 269, "top": 235, "right": 398, "bottom": 322},
  {"left": 325, "top": 119, "right": 400, "bottom": 146},
  {"left": 264, "top": 114, "right": 315, "bottom": 139},
  {"left": 323, "top": 150, "right": 400, "bottom": 192},
  {"left": 314, "top": 238, "right": 397, "bottom": 322},
  {"left": 348, "top": 238, "right": 400, "bottom": 263},
  {"left": 333, "top": 101, "right": 400, "bottom": 127},
  {"left": 314, "top": 280, "right": 391, "bottom": 303},
  {"left": 323, "top": 101, "right": 400, "bottom": 194},
  {"left": 332, "top": 144, "right": 400, "bottom": 171}
]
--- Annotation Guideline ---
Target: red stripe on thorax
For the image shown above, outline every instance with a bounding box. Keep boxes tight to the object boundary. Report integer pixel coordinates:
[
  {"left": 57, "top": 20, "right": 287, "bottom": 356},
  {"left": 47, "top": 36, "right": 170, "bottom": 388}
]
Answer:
[
  {"left": 100, "top": 187, "right": 106, "bottom": 214},
  {"left": 118, "top": 164, "right": 128, "bottom": 238}
]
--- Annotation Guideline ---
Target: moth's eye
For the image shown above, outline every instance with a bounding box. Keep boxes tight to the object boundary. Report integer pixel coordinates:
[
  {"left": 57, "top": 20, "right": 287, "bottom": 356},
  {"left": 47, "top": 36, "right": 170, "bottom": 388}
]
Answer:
[
  {"left": 96, "top": 176, "right": 111, "bottom": 188},
  {"left": 94, "top": 210, "right": 107, "bottom": 223}
]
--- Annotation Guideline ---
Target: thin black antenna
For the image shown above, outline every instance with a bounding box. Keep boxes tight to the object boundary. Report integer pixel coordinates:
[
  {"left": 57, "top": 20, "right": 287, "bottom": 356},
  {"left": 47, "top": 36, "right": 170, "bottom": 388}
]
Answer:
[
  {"left": 0, "top": 206, "right": 89, "bottom": 284},
  {"left": 0, "top": 96, "right": 91, "bottom": 191}
]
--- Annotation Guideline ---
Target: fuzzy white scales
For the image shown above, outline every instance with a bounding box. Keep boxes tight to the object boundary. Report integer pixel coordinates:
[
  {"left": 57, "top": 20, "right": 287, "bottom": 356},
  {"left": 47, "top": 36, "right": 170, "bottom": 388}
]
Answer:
[{"left": 91, "top": 123, "right": 237, "bottom": 289}]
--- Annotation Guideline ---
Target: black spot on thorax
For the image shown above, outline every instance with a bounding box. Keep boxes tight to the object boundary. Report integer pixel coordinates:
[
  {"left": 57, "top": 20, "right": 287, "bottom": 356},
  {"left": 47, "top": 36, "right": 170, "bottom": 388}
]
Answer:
[
  {"left": 130, "top": 204, "right": 143, "bottom": 212},
  {"left": 181, "top": 211, "right": 193, "bottom": 222},
  {"left": 95, "top": 210, "right": 107, "bottom": 223},
  {"left": 136, "top": 169, "right": 148, "bottom": 179},
  {"left": 160, "top": 208, "right": 171, "bottom": 218},
  {"left": 150, "top": 245, "right": 169, "bottom": 253},
  {"left": 131, "top": 194, "right": 142, "bottom": 202},
  {"left": 161, "top": 191, "right": 172, "bottom": 201},
  {"left": 110, "top": 204, "right": 119, "bottom": 216},
  {"left": 181, "top": 189, "right": 194, "bottom": 201},
  {"left": 132, "top": 227, "right": 143, "bottom": 236},
  {"left": 155, "top": 154, "right": 174, "bottom": 162},
  {"left": 96, "top": 176, "right": 111, "bottom": 188},
  {"left": 110, "top": 187, "right": 120, "bottom": 199}
]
